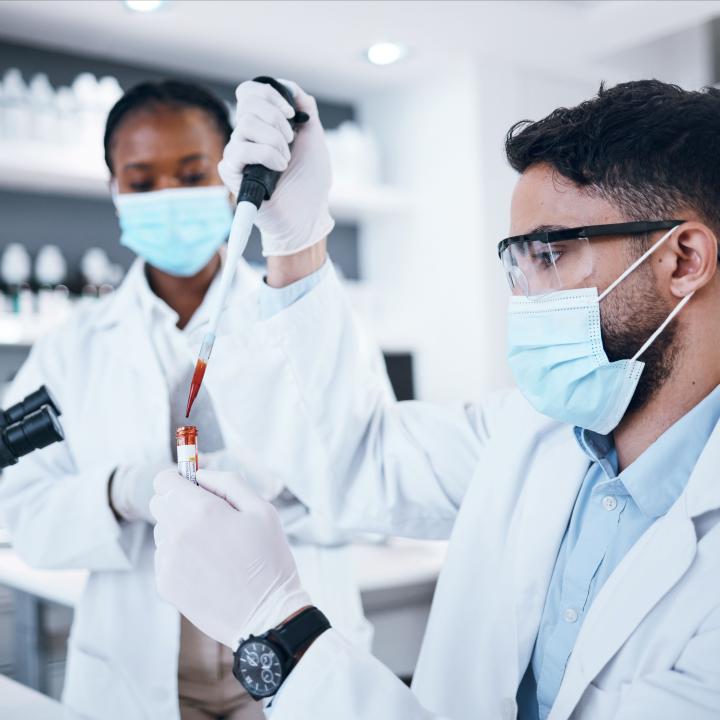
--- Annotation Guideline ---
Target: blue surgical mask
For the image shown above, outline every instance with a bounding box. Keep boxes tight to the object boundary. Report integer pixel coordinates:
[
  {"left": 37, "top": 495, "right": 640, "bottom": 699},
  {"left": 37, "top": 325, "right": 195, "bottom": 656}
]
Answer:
[
  {"left": 507, "top": 226, "right": 694, "bottom": 434},
  {"left": 113, "top": 186, "right": 233, "bottom": 277}
]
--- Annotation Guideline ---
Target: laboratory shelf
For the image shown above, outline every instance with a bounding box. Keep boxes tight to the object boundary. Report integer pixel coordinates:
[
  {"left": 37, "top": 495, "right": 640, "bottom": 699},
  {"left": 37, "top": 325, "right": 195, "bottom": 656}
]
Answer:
[
  {"left": 0, "top": 142, "right": 109, "bottom": 198},
  {"left": 0, "top": 314, "right": 56, "bottom": 347},
  {"left": 0, "top": 142, "right": 414, "bottom": 221}
]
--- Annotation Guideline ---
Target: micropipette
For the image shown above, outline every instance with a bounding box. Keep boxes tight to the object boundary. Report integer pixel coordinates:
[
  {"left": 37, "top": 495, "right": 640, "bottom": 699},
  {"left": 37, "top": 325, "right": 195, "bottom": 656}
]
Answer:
[{"left": 186, "top": 77, "right": 308, "bottom": 417}]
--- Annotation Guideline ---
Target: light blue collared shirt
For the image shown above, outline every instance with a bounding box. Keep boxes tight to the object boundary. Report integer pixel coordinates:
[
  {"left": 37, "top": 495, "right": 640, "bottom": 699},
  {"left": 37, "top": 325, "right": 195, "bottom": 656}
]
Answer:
[
  {"left": 518, "top": 384, "right": 720, "bottom": 720},
  {"left": 256, "top": 260, "right": 330, "bottom": 320}
]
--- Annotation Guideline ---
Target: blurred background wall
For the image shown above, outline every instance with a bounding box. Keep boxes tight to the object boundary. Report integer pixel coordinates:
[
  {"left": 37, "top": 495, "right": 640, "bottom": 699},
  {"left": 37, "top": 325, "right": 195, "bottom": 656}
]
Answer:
[{"left": 1, "top": 0, "right": 718, "bottom": 403}]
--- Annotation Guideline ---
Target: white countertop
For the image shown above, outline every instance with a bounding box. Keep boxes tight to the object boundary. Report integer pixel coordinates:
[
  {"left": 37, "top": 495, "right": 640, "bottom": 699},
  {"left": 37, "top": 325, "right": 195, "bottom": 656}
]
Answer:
[
  {"left": 0, "top": 675, "right": 80, "bottom": 719},
  {"left": 0, "top": 548, "right": 86, "bottom": 606},
  {"left": 0, "top": 539, "right": 446, "bottom": 608},
  {"left": 353, "top": 538, "right": 447, "bottom": 593}
]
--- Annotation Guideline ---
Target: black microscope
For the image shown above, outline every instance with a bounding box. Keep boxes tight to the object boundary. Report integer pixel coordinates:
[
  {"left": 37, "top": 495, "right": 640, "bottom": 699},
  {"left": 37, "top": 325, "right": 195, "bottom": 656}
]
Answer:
[{"left": 0, "top": 385, "right": 64, "bottom": 470}]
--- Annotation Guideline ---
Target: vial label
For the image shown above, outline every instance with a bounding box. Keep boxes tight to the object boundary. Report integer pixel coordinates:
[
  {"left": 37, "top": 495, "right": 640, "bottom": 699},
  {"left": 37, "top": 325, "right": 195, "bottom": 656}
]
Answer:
[
  {"left": 177, "top": 444, "right": 198, "bottom": 484},
  {"left": 177, "top": 444, "right": 197, "bottom": 463},
  {"left": 178, "top": 458, "right": 198, "bottom": 484}
]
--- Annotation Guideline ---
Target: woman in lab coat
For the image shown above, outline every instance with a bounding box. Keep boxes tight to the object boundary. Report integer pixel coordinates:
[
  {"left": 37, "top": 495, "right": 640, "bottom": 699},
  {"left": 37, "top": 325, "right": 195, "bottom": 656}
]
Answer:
[{"left": 0, "top": 80, "right": 376, "bottom": 720}]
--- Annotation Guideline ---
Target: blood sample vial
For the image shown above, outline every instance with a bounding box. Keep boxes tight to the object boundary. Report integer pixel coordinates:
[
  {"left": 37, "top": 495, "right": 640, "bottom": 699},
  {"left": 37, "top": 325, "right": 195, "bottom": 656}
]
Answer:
[{"left": 176, "top": 425, "right": 199, "bottom": 484}]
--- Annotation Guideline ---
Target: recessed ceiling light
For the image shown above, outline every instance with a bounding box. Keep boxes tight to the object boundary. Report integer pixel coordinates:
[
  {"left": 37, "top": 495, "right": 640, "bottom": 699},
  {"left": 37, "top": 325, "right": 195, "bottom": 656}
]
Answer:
[
  {"left": 366, "top": 42, "right": 407, "bottom": 66},
  {"left": 124, "top": 0, "right": 165, "bottom": 12}
]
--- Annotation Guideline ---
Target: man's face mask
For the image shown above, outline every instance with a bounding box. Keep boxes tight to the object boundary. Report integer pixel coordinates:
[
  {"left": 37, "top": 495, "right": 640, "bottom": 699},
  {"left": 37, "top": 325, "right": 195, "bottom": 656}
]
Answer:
[
  {"left": 499, "top": 221, "right": 694, "bottom": 434},
  {"left": 113, "top": 185, "right": 233, "bottom": 277}
]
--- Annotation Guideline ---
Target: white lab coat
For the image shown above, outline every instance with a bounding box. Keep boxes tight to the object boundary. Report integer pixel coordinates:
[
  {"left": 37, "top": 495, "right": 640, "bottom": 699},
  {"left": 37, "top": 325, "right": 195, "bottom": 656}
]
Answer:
[
  {"left": 0, "top": 259, "right": 372, "bottom": 720},
  {"left": 203, "top": 264, "right": 720, "bottom": 720}
]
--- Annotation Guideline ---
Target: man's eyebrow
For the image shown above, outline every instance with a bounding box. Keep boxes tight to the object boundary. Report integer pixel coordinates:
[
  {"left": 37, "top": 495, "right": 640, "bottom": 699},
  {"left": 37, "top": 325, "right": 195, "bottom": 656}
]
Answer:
[{"left": 524, "top": 224, "right": 570, "bottom": 235}]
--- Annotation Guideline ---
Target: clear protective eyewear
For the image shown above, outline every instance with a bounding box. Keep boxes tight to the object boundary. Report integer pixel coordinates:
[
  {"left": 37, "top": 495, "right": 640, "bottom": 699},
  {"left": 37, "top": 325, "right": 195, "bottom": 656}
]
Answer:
[{"left": 497, "top": 220, "right": 684, "bottom": 297}]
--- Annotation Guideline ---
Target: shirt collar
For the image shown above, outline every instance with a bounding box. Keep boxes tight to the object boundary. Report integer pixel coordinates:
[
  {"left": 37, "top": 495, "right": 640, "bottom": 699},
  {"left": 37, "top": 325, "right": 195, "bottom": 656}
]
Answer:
[
  {"left": 575, "top": 384, "right": 720, "bottom": 518},
  {"left": 135, "top": 262, "right": 179, "bottom": 326},
  {"left": 134, "top": 247, "right": 228, "bottom": 332},
  {"left": 574, "top": 427, "right": 616, "bottom": 479}
]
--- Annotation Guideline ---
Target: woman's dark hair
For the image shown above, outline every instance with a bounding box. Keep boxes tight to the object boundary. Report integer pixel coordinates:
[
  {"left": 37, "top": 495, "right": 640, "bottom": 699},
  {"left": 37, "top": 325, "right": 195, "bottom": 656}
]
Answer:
[
  {"left": 505, "top": 79, "right": 720, "bottom": 238},
  {"left": 103, "top": 79, "right": 233, "bottom": 173}
]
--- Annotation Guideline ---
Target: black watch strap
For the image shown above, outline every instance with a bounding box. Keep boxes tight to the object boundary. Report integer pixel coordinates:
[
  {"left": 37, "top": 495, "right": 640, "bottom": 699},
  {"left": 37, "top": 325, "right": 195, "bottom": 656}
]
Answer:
[
  {"left": 233, "top": 606, "right": 331, "bottom": 701},
  {"left": 268, "top": 606, "right": 330, "bottom": 661}
]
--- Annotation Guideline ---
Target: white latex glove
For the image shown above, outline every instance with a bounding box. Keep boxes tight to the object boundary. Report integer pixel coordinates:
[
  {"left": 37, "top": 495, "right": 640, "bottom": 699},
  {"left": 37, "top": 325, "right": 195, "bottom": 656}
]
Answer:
[
  {"left": 200, "top": 451, "right": 341, "bottom": 543},
  {"left": 218, "top": 79, "right": 335, "bottom": 257},
  {"left": 150, "top": 469, "right": 311, "bottom": 649},
  {"left": 200, "top": 448, "right": 285, "bottom": 500},
  {"left": 110, "top": 461, "right": 173, "bottom": 524}
]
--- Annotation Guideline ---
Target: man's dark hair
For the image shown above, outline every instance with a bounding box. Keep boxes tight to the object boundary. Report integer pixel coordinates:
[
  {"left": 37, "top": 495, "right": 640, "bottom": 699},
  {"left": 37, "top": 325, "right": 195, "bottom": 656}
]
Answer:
[
  {"left": 103, "top": 80, "right": 232, "bottom": 173},
  {"left": 505, "top": 79, "right": 720, "bottom": 239}
]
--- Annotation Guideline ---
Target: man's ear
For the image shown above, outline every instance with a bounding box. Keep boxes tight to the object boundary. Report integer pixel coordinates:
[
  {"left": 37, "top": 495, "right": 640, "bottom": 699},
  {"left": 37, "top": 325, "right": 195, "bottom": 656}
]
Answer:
[{"left": 667, "top": 222, "right": 718, "bottom": 298}]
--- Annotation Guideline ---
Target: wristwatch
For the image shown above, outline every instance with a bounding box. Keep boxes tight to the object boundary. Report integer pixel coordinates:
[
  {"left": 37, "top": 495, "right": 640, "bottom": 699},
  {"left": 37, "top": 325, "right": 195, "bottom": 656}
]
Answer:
[{"left": 232, "top": 606, "right": 330, "bottom": 700}]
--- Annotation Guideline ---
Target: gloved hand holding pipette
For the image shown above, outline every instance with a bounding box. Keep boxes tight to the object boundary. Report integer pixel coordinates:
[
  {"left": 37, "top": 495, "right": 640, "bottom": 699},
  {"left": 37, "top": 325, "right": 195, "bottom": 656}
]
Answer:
[
  {"left": 218, "top": 79, "right": 335, "bottom": 257},
  {"left": 186, "top": 77, "right": 335, "bottom": 417}
]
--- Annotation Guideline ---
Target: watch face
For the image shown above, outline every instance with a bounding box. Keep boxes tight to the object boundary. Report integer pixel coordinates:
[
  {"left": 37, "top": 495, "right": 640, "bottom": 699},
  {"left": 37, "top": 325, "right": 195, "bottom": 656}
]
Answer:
[{"left": 236, "top": 639, "right": 284, "bottom": 698}]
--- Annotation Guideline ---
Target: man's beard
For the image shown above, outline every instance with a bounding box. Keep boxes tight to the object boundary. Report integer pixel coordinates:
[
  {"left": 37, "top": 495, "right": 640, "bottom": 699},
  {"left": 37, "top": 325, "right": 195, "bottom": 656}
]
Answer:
[{"left": 600, "top": 266, "right": 682, "bottom": 414}]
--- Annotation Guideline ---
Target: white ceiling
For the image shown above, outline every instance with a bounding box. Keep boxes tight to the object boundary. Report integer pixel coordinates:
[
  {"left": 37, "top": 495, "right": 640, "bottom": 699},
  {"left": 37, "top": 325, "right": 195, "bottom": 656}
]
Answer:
[{"left": 0, "top": 0, "right": 719, "bottom": 101}]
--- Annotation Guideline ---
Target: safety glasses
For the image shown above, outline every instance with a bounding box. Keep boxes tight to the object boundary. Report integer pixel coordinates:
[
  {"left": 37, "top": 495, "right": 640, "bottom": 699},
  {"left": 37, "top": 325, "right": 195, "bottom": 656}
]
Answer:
[{"left": 497, "top": 220, "right": 684, "bottom": 297}]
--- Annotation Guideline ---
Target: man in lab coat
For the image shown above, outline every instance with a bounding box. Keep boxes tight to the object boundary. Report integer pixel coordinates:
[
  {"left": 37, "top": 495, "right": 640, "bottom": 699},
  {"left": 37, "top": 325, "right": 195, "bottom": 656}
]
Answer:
[{"left": 158, "top": 78, "right": 718, "bottom": 719}]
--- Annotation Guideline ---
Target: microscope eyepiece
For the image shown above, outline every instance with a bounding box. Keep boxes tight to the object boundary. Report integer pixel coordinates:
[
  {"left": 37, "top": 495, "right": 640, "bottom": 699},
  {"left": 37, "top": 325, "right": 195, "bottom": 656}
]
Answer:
[
  {"left": 0, "top": 386, "right": 65, "bottom": 469},
  {"left": 3, "top": 405, "right": 64, "bottom": 459},
  {"left": 2, "top": 385, "right": 61, "bottom": 427}
]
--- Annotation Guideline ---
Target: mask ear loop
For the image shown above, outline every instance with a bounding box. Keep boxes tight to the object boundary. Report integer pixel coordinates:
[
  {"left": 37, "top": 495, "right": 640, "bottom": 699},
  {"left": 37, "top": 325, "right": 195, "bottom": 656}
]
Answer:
[
  {"left": 594, "top": 224, "right": 693, "bottom": 361},
  {"left": 631, "top": 290, "right": 694, "bottom": 361},
  {"left": 598, "top": 225, "right": 678, "bottom": 302}
]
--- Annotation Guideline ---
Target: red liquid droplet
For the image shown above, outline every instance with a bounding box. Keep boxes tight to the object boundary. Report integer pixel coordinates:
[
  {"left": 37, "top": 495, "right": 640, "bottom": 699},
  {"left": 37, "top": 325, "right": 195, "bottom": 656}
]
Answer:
[{"left": 185, "top": 359, "right": 207, "bottom": 418}]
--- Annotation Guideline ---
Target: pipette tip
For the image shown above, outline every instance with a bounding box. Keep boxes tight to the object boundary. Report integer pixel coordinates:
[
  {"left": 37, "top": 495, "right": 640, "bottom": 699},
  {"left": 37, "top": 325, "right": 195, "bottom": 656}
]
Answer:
[{"left": 185, "top": 359, "right": 207, "bottom": 418}]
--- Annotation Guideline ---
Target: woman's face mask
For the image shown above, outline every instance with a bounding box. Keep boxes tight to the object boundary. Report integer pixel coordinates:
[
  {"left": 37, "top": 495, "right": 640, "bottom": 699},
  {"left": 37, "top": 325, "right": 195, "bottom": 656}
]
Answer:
[{"left": 113, "top": 185, "right": 233, "bottom": 277}]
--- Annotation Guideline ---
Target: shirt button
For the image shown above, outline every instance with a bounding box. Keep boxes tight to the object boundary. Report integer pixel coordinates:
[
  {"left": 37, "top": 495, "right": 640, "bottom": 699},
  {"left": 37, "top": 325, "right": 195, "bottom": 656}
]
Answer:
[
  {"left": 563, "top": 607, "right": 578, "bottom": 623},
  {"left": 602, "top": 495, "right": 618, "bottom": 511}
]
